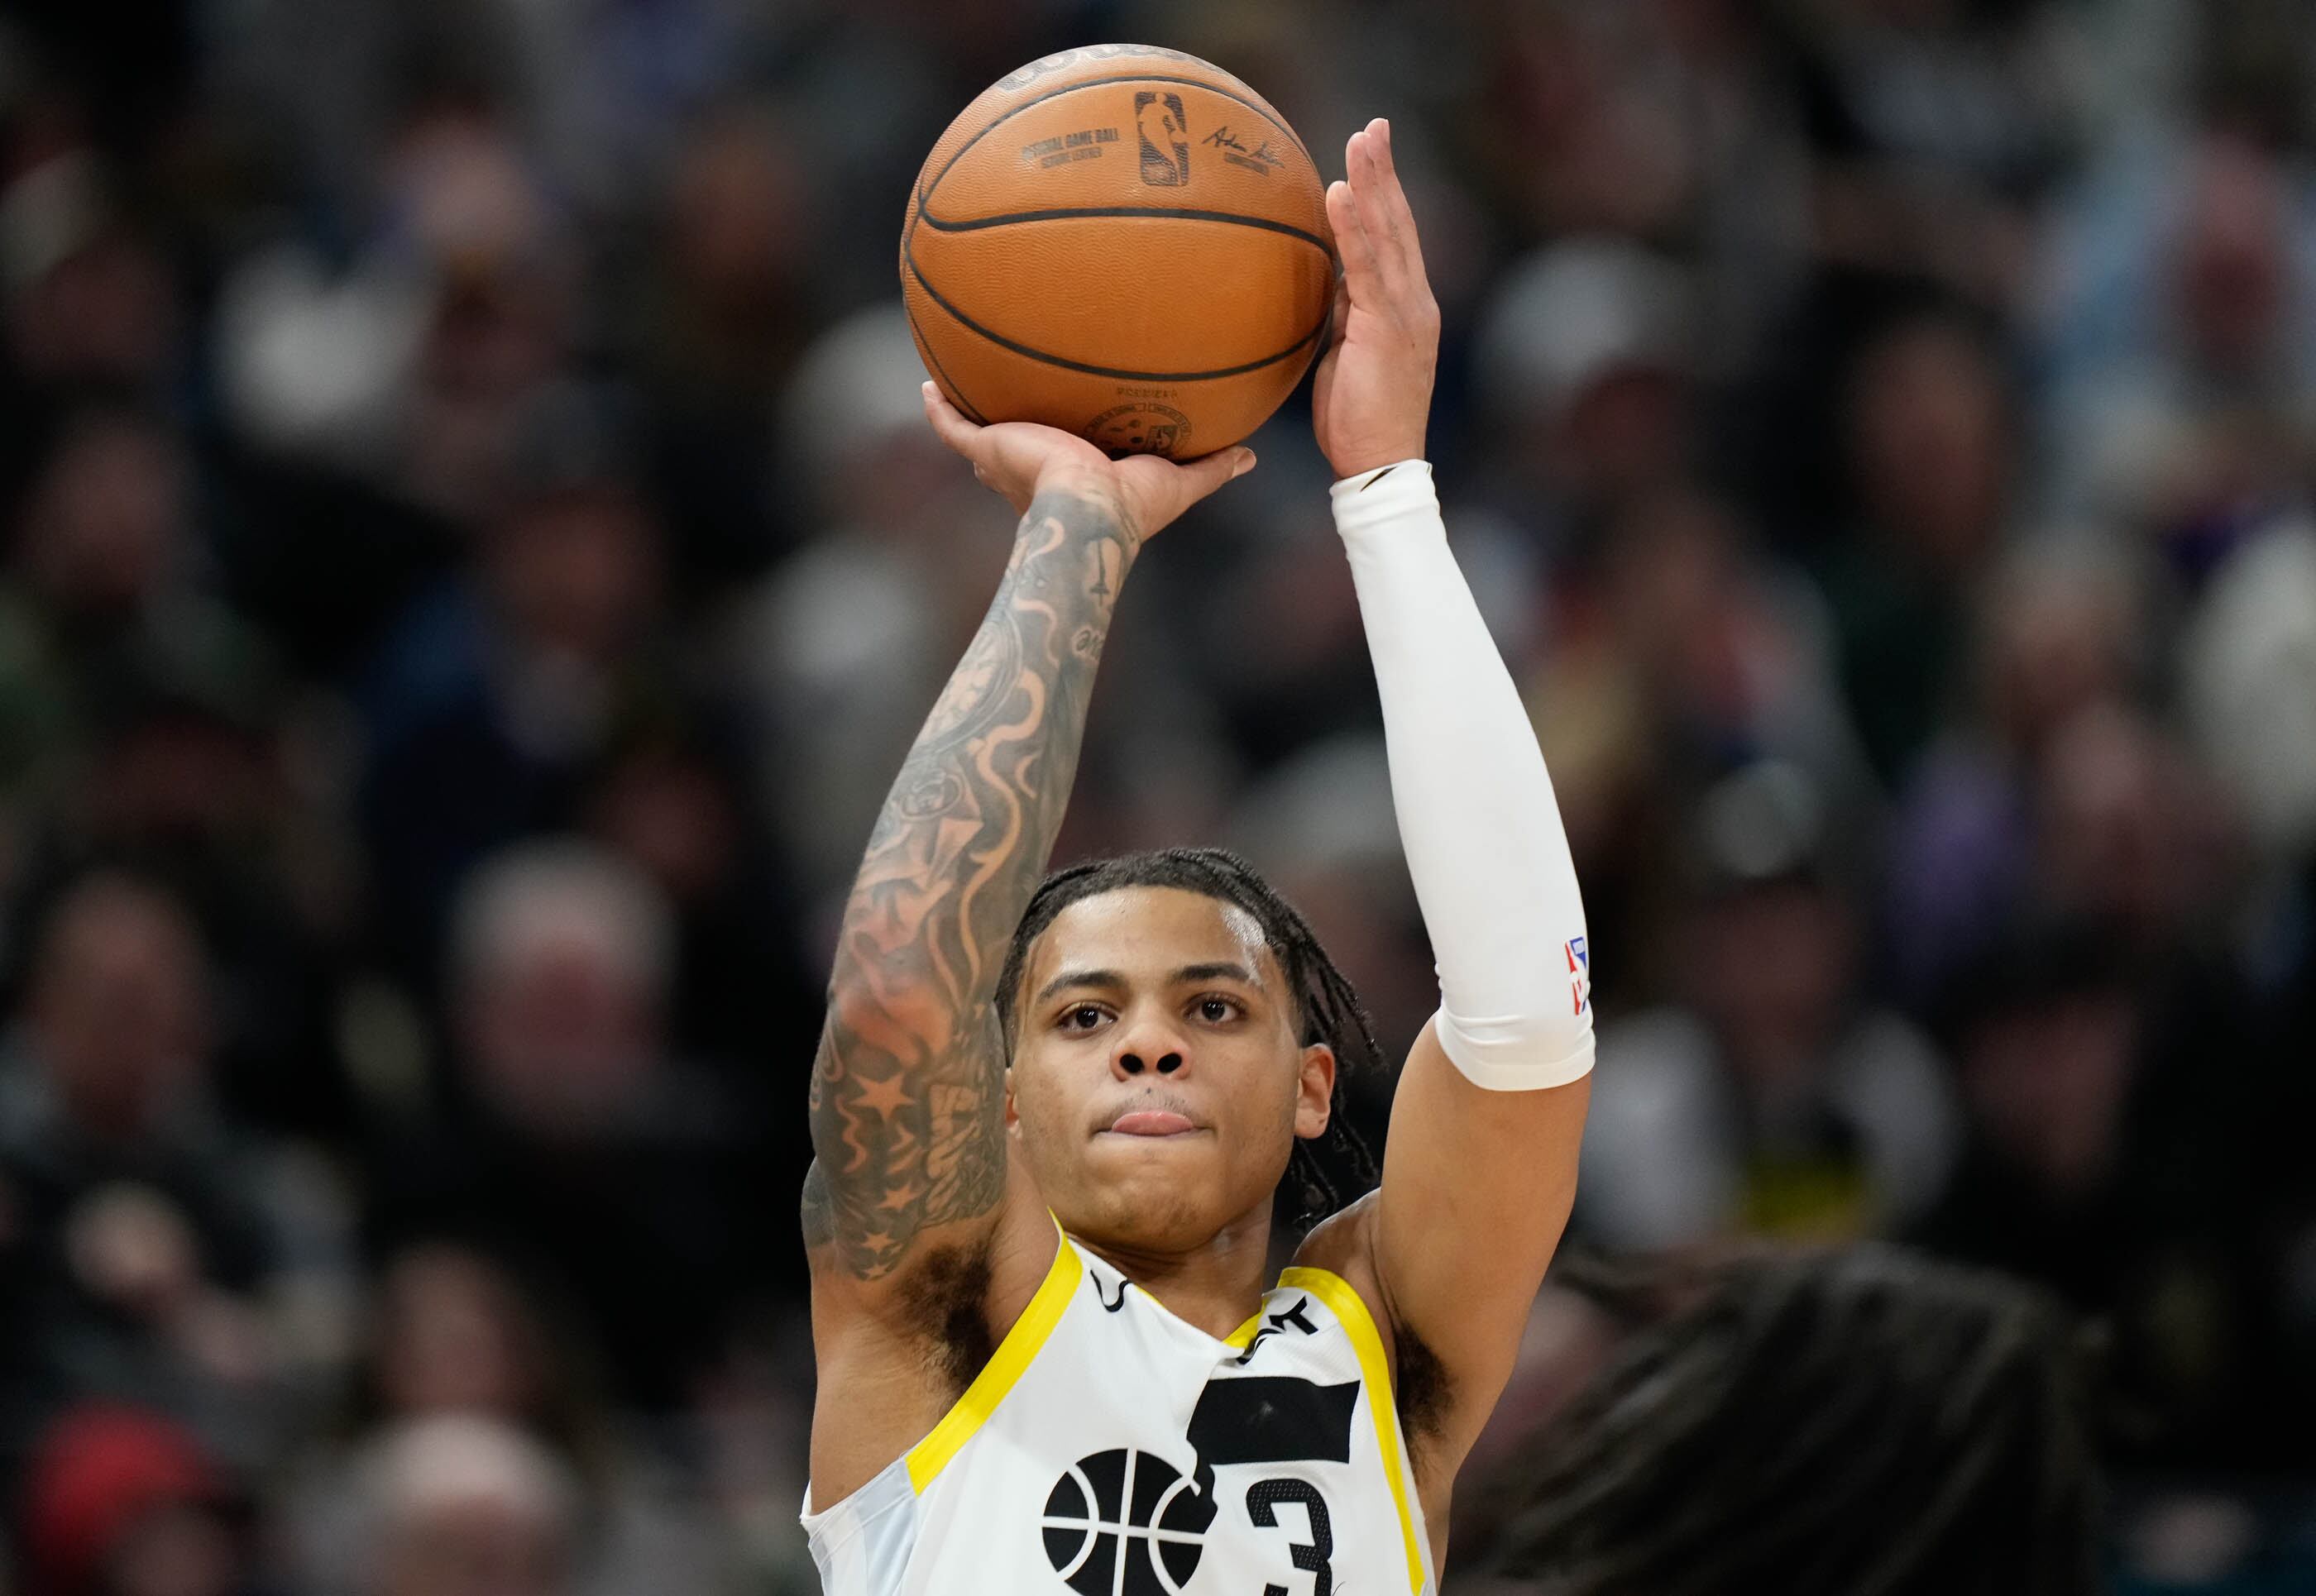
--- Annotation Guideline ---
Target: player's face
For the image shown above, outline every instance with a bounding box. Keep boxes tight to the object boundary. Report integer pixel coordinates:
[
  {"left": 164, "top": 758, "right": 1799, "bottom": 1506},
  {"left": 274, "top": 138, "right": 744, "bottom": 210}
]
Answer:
[{"left": 1007, "top": 886, "right": 1333, "bottom": 1254}]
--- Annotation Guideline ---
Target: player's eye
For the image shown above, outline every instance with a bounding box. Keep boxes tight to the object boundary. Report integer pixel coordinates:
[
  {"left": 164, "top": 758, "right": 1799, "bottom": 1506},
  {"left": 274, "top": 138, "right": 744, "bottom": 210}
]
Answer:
[
  {"left": 1193, "top": 996, "right": 1242, "bottom": 1024},
  {"left": 1060, "top": 1005, "right": 1109, "bottom": 1032}
]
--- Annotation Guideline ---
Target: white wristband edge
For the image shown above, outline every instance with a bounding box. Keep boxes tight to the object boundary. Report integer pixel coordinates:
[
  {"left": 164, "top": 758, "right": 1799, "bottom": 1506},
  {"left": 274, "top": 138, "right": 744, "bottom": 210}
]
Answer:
[{"left": 1433, "top": 1011, "right": 1596, "bottom": 1092}]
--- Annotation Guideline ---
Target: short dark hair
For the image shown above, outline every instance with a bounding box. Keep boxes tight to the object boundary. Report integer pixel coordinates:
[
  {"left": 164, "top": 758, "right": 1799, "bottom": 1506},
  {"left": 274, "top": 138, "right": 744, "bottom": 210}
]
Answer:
[
  {"left": 1471, "top": 1245, "right": 2103, "bottom": 1596},
  {"left": 995, "top": 847, "right": 1386, "bottom": 1233}
]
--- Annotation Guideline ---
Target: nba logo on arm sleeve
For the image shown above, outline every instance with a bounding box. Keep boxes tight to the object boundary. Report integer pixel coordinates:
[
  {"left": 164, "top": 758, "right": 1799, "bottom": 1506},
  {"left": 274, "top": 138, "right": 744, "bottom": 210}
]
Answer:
[{"left": 1566, "top": 937, "right": 1590, "bottom": 1016}]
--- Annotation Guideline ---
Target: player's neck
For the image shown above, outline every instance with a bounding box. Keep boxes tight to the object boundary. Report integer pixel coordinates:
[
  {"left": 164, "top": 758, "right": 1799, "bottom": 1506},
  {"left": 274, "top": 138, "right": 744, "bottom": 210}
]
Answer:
[{"left": 1073, "top": 1205, "right": 1274, "bottom": 1342}]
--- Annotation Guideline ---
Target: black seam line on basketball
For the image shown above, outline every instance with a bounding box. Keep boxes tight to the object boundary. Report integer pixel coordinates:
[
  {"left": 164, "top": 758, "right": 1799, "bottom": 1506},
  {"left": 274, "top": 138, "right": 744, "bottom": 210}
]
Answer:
[
  {"left": 906, "top": 284, "right": 991, "bottom": 422},
  {"left": 921, "top": 74, "right": 1313, "bottom": 215},
  {"left": 914, "top": 204, "right": 1335, "bottom": 260},
  {"left": 905, "top": 255, "right": 1327, "bottom": 382},
  {"left": 902, "top": 297, "right": 990, "bottom": 424}
]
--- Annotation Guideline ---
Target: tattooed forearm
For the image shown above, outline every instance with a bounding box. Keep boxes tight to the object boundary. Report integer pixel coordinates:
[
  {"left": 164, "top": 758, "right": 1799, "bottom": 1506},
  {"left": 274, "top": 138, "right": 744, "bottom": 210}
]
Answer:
[
  {"left": 808, "top": 486, "right": 1136, "bottom": 1280},
  {"left": 800, "top": 1159, "right": 835, "bottom": 1251}
]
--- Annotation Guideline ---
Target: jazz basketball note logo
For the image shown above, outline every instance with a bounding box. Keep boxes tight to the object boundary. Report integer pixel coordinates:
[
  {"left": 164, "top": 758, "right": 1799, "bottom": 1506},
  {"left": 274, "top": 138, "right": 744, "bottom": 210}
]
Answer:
[
  {"left": 1567, "top": 935, "right": 1591, "bottom": 1016},
  {"left": 1042, "top": 1449, "right": 1212, "bottom": 1596},
  {"left": 1136, "top": 92, "right": 1190, "bottom": 185}
]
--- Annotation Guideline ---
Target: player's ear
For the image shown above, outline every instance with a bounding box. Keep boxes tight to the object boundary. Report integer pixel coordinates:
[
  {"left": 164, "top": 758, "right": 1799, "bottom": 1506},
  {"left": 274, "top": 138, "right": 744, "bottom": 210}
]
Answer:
[
  {"left": 1293, "top": 1043, "right": 1335, "bottom": 1140},
  {"left": 1004, "top": 1064, "right": 1021, "bottom": 1134}
]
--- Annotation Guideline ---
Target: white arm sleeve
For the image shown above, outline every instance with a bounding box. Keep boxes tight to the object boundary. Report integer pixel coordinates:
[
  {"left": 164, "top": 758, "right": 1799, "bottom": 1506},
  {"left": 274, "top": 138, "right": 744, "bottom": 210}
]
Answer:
[{"left": 1332, "top": 460, "right": 1594, "bottom": 1090}]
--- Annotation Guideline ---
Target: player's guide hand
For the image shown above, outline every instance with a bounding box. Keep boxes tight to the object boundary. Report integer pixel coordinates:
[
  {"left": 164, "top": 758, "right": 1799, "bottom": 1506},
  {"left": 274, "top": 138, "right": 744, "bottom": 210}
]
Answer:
[
  {"left": 921, "top": 382, "right": 1255, "bottom": 547},
  {"left": 1314, "top": 117, "right": 1440, "bottom": 480}
]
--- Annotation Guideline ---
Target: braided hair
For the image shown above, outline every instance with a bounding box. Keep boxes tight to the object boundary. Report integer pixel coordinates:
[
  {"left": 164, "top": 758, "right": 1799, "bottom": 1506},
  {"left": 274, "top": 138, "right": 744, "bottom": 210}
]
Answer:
[
  {"left": 1469, "top": 1245, "right": 2103, "bottom": 1596},
  {"left": 995, "top": 847, "right": 1388, "bottom": 1234}
]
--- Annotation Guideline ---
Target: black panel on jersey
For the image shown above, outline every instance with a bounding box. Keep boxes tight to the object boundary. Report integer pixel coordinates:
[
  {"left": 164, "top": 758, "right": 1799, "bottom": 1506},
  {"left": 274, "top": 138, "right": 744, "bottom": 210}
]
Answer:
[{"left": 1186, "top": 1377, "right": 1360, "bottom": 1466}]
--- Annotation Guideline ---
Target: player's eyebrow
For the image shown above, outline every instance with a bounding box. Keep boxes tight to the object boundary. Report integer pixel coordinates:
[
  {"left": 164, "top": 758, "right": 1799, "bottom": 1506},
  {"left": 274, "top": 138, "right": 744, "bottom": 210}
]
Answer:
[
  {"left": 1033, "top": 961, "right": 1261, "bottom": 1004},
  {"left": 1034, "top": 968, "right": 1128, "bottom": 1004},
  {"left": 1170, "top": 961, "right": 1260, "bottom": 988}
]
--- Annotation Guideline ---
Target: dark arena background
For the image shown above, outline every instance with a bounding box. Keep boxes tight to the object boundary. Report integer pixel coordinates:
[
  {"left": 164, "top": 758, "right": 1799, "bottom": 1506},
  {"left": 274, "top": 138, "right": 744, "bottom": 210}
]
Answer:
[{"left": 1, "top": 0, "right": 2314, "bottom": 1591}]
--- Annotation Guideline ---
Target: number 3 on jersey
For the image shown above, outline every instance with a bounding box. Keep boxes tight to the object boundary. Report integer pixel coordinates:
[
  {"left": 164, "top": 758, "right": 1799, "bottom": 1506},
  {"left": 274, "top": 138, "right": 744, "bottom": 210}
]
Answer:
[{"left": 1249, "top": 1479, "right": 1333, "bottom": 1596}]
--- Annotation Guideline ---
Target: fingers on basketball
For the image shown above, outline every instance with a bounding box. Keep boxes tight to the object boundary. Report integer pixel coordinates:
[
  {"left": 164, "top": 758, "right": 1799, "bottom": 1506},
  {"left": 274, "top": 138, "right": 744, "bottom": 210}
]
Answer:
[
  {"left": 922, "top": 381, "right": 981, "bottom": 458},
  {"left": 1195, "top": 446, "right": 1256, "bottom": 495},
  {"left": 1341, "top": 121, "right": 1434, "bottom": 323},
  {"left": 1127, "top": 445, "right": 1254, "bottom": 529},
  {"left": 1326, "top": 177, "right": 1385, "bottom": 308}
]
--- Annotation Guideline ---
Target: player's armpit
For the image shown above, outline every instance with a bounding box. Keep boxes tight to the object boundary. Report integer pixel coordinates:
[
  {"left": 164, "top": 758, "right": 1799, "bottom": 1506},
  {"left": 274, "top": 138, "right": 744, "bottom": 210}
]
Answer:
[
  {"left": 806, "top": 489, "right": 1137, "bottom": 1302},
  {"left": 1369, "top": 1020, "right": 1590, "bottom": 1465}
]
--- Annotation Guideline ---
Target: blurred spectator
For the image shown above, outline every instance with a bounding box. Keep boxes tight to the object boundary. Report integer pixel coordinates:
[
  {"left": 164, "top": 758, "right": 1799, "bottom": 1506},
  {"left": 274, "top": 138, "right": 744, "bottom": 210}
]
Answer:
[
  {"left": 2032, "top": 702, "right": 2227, "bottom": 958},
  {"left": 629, "top": 104, "right": 815, "bottom": 595},
  {"left": 365, "top": 839, "right": 774, "bottom": 1408},
  {"left": 350, "top": 1416, "right": 577, "bottom": 1596},
  {"left": 0, "top": 872, "right": 347, "bottom": 1475},
  {"left": 1579, "top": 762, "right": 1958, "bottom": 1248},
  {"left": 1469, "top": 238, "right": 1698, "bottom": 553},
  {"left": 216, "top": 98, "right": 574, "bottom": 527},
  {"left": 365, "top": 1245, "right": 586, "bottom": 1433},
  {"left": 1465, "top": 2, "right": 1701, "bottom": 243},
  {"left": 2039, "top": 131, "right": 2316, "bottom": 557},
  {"left": 1915, "top": 922, "right": 2282, "bottom": 1465},
  {"left": 2182, "top": 509, "right": 2316, "bottom": 865},
  {"left": 280, "top": 1243, "right": 728, "bottom": 1596},
  {"left": 207, "top": 96, "right": 576, "bottom": 681},
  {"left": 1523, "top": 485, "right": 1874, "bottom": 992},
  {"left": 1816, "top": 307, "right": 2018, "bottom": 787},
  {"left": 0, "top": 139, "right": 181, "bottom": 410},
  {"left": 1883, "top": 533, "right": 2149, "bottom": 1002},
  {"left": 0, "top": 400, "right": 222, "bottom": 778},
  {"left": 17, "top": 1403, "right": 251, "bottom": 1596},
  {"left": 356, "top": 383, "right": 681, "bottom": 976},
  {"left": 579, "top": 714, "right": 817, "bottom": 1079},
  {"left": 0, "top": 401, "right": 180, "bottom": 813},
  {"left": 1783, "top": 0, "right": 2068, "bottom": 305},
  {"left": 1183, "top": 484, "right": 1374, "bottom": 795},
  {"left": 0, "top": 397, "right": 358, "bottom": 1137}
]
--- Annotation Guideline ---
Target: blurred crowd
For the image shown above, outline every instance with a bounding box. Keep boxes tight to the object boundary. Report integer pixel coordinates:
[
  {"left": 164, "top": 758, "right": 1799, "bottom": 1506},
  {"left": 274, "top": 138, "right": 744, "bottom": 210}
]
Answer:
[{"left": 1, "top": 0, "right": 2314, "bottom": 1590}]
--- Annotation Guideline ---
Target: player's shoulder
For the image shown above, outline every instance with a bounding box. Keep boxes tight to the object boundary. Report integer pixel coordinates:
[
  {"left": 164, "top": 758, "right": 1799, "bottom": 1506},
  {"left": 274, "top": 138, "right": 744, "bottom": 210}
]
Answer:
[
  {"left": 1284, "top": 1192, "right": 1393, "bottom": 1366},
  {"left": 1288, "top": 1188, "right": 1382, "bottom": 1285},
  {"left": 1285, "top": 1192, "right": 1455, "bottom": 1450}
]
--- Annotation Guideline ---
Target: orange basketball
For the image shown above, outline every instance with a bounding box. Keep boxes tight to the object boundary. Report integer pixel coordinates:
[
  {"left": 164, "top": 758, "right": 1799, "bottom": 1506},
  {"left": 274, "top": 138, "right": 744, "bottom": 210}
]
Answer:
[{"left": 901, "top": 44, "right": 1334, "bottom": 460}]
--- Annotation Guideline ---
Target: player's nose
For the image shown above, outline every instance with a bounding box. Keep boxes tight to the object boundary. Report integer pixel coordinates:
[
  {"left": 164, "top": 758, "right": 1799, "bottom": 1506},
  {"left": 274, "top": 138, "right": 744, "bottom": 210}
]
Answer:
[{"left": 1109, "top": 1010, "right": 1189, "bottom": 1079}]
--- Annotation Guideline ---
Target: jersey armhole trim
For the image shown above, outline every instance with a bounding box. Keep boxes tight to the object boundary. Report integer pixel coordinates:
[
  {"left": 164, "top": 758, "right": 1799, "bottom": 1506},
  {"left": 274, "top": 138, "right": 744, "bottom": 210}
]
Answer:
[
  {"left": 905, "top": 1221, "right": 1081, "bottom": 1494},
  {"left": 1277, "top": 1266, "right": 1428, "bottom": 1596}
]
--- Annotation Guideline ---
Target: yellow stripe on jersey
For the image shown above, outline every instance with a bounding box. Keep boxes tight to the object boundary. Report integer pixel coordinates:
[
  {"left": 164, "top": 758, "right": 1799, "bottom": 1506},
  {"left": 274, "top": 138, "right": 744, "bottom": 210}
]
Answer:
[
  {"left": 907, "top": 1226, "right": 1083, "bottom": 1493},
  {"left": 1225, "top": 1312, "right": 1261, "bottom": 1350},
  {"left": 1278, "top": 1267, "right": 1428, "bottom": 1596}
]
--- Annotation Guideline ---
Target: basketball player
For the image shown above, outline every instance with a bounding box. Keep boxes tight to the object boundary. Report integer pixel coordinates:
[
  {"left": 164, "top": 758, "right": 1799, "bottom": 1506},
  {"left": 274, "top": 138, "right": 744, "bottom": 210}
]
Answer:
[{"left": 802, "top": 120, "right": 1591, "bottom": 1594}]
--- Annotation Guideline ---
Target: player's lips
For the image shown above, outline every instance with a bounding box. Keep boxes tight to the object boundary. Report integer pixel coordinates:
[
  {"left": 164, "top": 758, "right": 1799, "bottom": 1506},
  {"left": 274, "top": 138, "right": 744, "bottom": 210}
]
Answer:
[{"left": 1104, "top": 1109, "right": 1199, "bottom": 1137}]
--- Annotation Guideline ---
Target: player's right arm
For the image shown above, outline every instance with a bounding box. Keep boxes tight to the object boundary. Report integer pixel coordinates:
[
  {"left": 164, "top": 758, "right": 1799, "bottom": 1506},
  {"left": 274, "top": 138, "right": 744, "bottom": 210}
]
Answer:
[{"left": 805, "top": 385, "right": 1251, "bottom": 1498}]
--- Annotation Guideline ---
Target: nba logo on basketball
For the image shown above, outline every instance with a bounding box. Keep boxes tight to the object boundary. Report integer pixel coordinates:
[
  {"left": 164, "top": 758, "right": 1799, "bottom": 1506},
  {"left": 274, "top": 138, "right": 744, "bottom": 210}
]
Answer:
[
  {"left": 1567, "top": 937, "right": 1590, "bottom": 1016},
  {"left": 1136, "top": 92, "right": 1190, "bottom": 185}
]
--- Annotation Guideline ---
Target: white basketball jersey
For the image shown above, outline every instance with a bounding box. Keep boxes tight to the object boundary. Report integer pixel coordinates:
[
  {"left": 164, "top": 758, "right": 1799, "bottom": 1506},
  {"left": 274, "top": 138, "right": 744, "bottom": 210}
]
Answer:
[{"left": 804, "top": 1230, "right": 1436, "bottom": 1596}]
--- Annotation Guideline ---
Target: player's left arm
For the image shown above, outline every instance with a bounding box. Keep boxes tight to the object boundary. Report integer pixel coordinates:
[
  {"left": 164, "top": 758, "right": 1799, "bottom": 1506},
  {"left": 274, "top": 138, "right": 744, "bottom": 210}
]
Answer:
[{"left": 1314, "top": 121, "right": 1594, "bottom": 1465}]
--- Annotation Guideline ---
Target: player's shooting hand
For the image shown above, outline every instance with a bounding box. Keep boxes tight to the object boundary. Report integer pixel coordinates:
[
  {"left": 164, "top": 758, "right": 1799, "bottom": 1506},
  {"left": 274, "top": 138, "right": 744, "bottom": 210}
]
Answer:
[
  {"left": 1313, "top": 119, "right": 1438, "bottom": 480},
  {"left": 921, "top": 384, "right": 1255, "bottom": 547}
]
